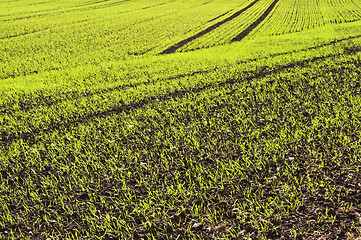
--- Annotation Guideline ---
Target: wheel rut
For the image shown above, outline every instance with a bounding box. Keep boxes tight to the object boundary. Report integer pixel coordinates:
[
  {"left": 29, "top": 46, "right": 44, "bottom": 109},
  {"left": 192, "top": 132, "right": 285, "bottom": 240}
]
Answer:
[
  {"left": 0, "top": 0, "right": 130, "bottom": 22},
  {"left": 1, "top": 34, "right": 361, "bottom": 115},
  {"left": 160, "top": 0, "right": 259, "bottom": 54},
  {"left": 231, "top": 0, "right": 279, "bottom": 42},
  {"left": 0, "top": 18, "right": 99, "bottom": 40},
  {"left": 207, "top": 11, "right": 231, "bottom": 23},
  {"left": 1, "top": 51, "right": 355, "bottom": 147}
]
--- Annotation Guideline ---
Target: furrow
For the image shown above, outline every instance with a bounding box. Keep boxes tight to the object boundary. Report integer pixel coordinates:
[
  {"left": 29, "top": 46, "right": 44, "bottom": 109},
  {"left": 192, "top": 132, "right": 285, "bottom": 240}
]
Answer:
[
  {"left": 0, "top": 18, "right": 100, "bottom": 40},
  {"left": 160, "top": 0, "right": 259, "bottom": 54},
  {"left": 1, "top": 34, "right": 361, "bottom": 115},
  {"left": 207, "top": 10, "right": 232, "bottom": 23},
  {"left": 0, "top": 0, "right": 130, "bottom": 22},
  {"left": 231, "top": 0, "right": 279, "bottom": 42},
  {"left": 0, "top": 52, "right": 348, "bottom": 147}
]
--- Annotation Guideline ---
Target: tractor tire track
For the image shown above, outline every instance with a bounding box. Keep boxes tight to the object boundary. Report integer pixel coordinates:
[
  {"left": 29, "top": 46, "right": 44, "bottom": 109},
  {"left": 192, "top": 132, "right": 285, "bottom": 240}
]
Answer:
[
  {"left": 0, "top": 0, "right": 107, "bottom": 18},
  {"left": 160, "top": 0, "right": 259, "bottom": 54},
  {"left": 231, "top": 0, "right": 279, "bottom": 42},
  {"left": 1, "top": 34, "right": 361, "bottom": 115},
  {"left": 207, "top": 10, "right": 232, "bottom": 23},
  {"left": 0, "top": 69, "right": 212, "bottom": 115},
  {"left": 0, "top": 18, "right": 101, "bottom": 40},
  {"left": 1, "top": 0, "right": 172, "bottom": 23},
  {"left": 0, "top": 28, "right": 51, "bottom": 40},
  {"left": 0, "top": 0, "right": 131, "bottom": 22},
  {"left": 1, "top": 51, "right": 356, "bottom": 147}
]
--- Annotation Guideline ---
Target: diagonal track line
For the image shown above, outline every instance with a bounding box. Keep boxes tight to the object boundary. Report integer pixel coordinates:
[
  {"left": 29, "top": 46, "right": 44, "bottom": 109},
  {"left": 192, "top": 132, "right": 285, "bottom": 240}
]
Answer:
[
  {"left": 1, "top": 51, "right": 357, "bottom": 147},
  {"left": 160, "top": 0, "right": 259, "bottom": 54},
  {"left": 231, "top": 0, "right": 279, "bottom": 42},
  {"left": 1, "top": 34, "right": 361, "bottom": 115}
]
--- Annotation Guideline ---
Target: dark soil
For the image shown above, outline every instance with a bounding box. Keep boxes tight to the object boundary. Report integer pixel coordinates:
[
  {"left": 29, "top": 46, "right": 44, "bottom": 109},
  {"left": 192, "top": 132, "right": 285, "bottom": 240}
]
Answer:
[
  {"left": 231, "top": 0, "right": 279, "bottom": 42},
  {"left": 161, "top": 0, "right": 259, "bottom": 54},
  {"left": 0, "top": 51, "right": 352, "bottom": 147}
]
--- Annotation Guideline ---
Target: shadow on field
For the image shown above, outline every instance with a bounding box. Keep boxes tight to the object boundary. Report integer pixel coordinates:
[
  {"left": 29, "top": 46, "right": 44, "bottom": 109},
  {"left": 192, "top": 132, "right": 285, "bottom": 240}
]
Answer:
[
  {"left": 2, "top": 48, "right": 361, "bottom": 146},
  {"left": 2, "top": 34, "right": 361, "bottom": 116}
]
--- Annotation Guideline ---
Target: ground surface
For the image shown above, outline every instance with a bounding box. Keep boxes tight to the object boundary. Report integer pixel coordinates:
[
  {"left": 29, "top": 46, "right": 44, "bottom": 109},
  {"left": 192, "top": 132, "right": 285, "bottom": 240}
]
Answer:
[{"left": 1, "top": 0, "right": 361, "bottom": 239}]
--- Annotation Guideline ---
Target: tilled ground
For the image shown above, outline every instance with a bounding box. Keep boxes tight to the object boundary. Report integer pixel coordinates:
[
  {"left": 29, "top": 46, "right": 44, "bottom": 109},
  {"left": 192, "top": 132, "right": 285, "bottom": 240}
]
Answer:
[{"left": 1, "top": 45, "right": 361, "bottom": 240}]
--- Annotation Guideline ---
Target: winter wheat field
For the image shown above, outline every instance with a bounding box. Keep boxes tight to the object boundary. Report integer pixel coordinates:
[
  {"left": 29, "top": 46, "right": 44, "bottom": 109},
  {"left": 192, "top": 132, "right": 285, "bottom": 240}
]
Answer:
[{"left": 1, "top": 0, "right": 361, "bottom": 239}]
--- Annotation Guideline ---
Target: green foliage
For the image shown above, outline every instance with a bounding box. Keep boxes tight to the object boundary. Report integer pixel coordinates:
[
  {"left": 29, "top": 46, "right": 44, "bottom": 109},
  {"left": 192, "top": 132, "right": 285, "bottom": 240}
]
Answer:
[{"left": 1, "top": 0, "right": 361, "bottom": 239}]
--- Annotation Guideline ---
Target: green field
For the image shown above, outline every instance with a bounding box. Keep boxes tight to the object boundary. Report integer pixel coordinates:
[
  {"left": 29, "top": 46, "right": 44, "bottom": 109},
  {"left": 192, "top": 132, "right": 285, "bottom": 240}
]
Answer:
[{"left": 1, "top": 0, "right": 361, "bottom": 239}]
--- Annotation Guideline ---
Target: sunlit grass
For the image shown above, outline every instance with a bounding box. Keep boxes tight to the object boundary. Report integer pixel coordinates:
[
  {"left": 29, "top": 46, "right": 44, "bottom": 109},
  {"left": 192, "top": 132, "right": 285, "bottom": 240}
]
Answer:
[{"left": 1, "top": 0, "right": 361, "bottom": 239}]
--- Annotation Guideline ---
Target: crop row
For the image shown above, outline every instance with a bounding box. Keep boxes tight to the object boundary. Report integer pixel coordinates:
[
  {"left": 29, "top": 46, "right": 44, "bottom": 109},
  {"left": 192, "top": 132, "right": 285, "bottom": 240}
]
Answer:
[
  {"left": 1, "top": 46, "right": 361, "bottom": 238},
  {"left": 2, "top": 1, "right": 361, "bottom": 238},
  {"left": 163, "top": 0, "right": 361, "bottom": 53},
  {"left": 1, "top": 37, "right": 354, "bottom": 141},
  {"left": 250, "top": 0, "right": 361, "bottom": 37},
  {"left": 178, "top": 0, "right": 277, "bottom": 52},
  {"left": 2, "top": 26, "right": 361, "bottom": 118},
  {"left": 3, "top": 0, "right": 360, "bottom": 81},
  {"left": 0, "top": 0, "right": 147, "bottom": 22},
  {"left": 161, "top": 0, "right": 261, "bottom": 54},
  {"left": 0, "top": 0, "right": 245, "bottom": 80},
  {"left": 2, "top": 36, "right": 360, "bottom": 146}
]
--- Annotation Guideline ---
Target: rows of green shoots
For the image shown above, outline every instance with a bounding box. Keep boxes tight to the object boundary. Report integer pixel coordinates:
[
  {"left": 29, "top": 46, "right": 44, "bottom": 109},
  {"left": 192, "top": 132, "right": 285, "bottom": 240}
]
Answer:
[{"left": 1, "top": 0, "right": 361, "bottom": 239}]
